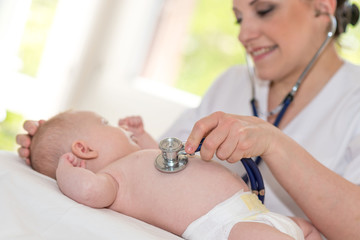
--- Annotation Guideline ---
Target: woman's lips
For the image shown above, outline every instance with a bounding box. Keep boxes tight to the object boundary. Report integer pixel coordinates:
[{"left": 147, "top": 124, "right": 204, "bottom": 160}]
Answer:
[{"left": 249, "top": 45, "right": 278, "bottom": 62}]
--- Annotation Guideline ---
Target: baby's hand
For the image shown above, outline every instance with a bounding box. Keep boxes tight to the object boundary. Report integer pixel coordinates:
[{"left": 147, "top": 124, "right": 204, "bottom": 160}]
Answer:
[
  {"left": 59, "top": 153, "right": 86, "bottom": 168},
  {"left": 118, "top": 116, "right": 145, "bottom": 136}
]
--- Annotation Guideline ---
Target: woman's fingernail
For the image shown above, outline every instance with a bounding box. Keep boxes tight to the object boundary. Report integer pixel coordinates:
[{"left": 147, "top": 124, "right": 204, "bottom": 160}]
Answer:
[{"left": 185, "top": 146, "right": 193, "bottom": 153}]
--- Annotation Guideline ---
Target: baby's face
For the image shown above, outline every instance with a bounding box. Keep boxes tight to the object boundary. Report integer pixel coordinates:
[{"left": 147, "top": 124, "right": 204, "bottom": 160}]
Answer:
[{"left": 71, "top": 111, "right": 141, "bottom": 170}]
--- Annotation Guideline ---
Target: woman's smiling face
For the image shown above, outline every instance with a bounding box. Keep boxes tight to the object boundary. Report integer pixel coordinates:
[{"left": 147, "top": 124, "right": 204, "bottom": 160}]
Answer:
[{"left": 233, "top": 0, "right": 327, "bottom": 82}]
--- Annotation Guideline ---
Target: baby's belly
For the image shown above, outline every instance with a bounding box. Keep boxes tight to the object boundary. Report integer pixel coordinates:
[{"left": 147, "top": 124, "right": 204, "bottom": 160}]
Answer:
[{"left": 108, "top": 150, "right": 248, "bottom": 236}]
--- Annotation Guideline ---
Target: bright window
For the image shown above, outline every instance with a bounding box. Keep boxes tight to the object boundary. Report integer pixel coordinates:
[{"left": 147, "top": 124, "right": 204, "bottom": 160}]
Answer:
[{"left": 19, "top": 0, "right": 59, "bottom": 77}]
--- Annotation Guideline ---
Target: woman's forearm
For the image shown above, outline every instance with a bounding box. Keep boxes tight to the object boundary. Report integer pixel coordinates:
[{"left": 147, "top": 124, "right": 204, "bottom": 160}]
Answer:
[{"left": 264, "top": 132, "right": 360, "bottom": 239}]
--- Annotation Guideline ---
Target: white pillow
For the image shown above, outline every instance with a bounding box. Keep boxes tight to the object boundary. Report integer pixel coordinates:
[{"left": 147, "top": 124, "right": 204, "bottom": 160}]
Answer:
[{"left": 0, "top": 151, "right": 182, "bottom": 240}]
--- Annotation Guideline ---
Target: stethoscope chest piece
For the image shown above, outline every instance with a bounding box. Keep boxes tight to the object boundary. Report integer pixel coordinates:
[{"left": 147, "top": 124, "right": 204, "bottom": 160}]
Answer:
[{"left": 155, "top": 137, "right": 188, "bottom": 173}]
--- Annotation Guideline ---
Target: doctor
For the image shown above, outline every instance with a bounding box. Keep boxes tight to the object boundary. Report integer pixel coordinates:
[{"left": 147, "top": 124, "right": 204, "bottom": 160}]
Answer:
[
  {"left": 17, "top": 0, "right": 360, "bottom": 238},
  {"left": 163, "top": 0, "right": 360, "bottom": 239}
]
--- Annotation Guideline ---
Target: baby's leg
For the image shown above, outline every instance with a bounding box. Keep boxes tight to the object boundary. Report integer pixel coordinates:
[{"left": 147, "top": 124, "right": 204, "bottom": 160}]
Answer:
[
  {"left": 290, "top": 217, "right": 322, "bottom": 240},
  {"left": 229, "top": 222, "right": 296, "bottom": 240}
]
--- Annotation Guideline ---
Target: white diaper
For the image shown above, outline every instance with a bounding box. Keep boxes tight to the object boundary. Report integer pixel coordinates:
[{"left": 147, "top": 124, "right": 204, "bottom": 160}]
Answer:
[{"left": 182, "top": 190, "right": 304, "bottom": 240}]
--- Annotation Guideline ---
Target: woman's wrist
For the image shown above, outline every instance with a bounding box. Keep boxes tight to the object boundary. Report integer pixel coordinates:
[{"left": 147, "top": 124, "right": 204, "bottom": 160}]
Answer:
[{"left": 261, "top": 126, "right": 293, "bottom": 165}]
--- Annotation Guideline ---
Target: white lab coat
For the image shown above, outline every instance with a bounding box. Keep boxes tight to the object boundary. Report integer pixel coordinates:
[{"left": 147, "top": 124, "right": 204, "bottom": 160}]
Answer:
[{"left": 161, "top": 61, "right": 360, "bottom": 218}]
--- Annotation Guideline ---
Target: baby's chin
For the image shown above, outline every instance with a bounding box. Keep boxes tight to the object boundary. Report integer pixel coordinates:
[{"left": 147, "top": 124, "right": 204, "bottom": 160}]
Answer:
[
  {"left": 130, "top": 135, "right": 138, "bottom": 144},
  {"left": 130, "top": 136, "right": 143, "bottom": 149}
]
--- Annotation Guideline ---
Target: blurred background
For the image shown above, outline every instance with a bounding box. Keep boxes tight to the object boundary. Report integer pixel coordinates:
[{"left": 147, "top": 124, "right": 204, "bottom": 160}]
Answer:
[{"left": 1, "top": 0, "right": 360, "bottom": 152}]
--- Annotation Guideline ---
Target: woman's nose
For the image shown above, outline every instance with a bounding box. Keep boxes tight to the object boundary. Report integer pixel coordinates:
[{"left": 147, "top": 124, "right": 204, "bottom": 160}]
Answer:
[{"left": 238, "top": 19, "right": 260, "bottom": 45}]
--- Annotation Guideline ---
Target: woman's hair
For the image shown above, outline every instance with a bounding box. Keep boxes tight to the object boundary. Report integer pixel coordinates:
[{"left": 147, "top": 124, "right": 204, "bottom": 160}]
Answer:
[{"left": 335, "top": 0, "right": 360, "bottom": 36}]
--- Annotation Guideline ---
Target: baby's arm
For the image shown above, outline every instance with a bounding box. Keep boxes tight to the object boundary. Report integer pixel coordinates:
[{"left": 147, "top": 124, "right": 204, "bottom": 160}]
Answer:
[
  {"left": 118, "top": 116, "right": 158, "bottom": 149},
  {"left": 56, "top": 153, "right": 118, "bottom": 208}
]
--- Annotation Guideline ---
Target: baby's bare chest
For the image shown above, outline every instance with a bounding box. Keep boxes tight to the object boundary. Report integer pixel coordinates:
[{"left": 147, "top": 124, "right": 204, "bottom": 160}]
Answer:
[
  {"left": 103, "top": 150, "right": 247, "bottom": 232},
  {"left": 116, "top": 152, "right": 243, "bottom": 197}
]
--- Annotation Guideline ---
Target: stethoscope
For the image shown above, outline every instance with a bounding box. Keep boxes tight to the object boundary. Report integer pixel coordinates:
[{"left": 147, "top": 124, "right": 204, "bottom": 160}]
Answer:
[
  {"left": 155, "top": 15, "right": 337, "bottom": 204},
  {"left": 155, "top": 137, "right": 205, "bottom": 173}
]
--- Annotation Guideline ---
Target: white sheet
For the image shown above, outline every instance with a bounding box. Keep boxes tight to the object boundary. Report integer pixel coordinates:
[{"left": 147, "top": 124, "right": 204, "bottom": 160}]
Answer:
[{"left": 0, "top": 150, "right": 182, "bottom": 240}]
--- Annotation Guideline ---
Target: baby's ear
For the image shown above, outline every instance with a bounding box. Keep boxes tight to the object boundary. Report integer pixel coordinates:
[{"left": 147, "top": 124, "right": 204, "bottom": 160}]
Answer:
[{"left": 71, "top": 140, "right": 98, "bottom": 159}]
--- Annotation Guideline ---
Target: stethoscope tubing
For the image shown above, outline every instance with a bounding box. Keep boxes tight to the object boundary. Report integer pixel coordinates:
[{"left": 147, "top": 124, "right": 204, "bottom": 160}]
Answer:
[
  {"left": 242, "top": 14, "right": 337, "bottom": 203},
  {"left": 241, "top": 158, "right": 257, "bottom": 191},
  {"left": 242, "top": 157, "right": 265, "bottom": 203}
]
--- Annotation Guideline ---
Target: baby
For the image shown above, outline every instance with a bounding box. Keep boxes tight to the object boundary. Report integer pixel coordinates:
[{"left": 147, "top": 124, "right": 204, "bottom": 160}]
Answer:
[{"left": 29, "top": 110, "right": 320, "bottom": 240}]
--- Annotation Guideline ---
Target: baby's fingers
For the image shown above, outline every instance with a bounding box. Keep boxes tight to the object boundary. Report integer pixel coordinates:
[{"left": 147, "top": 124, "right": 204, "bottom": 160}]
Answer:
[
  {"left": 128, "top": 116, "right": 142, "bottom": 127},
  {"left": 118, "top": 118, "right": 128, "bottom": 126},
  {"left": 59, "top": 153, "right": 77, "bottom": 166},
  {"left": 80, "top": 160, "right": 86, "bottom": 168}
]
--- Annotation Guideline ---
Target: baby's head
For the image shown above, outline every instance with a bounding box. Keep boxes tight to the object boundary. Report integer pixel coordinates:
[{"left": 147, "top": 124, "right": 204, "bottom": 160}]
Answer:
[
  {"left": 30, "top": 110, "right": 141, "bottom": 179},
  {"left": 30, "top": 111, "right": 78, "bottom": 179}
]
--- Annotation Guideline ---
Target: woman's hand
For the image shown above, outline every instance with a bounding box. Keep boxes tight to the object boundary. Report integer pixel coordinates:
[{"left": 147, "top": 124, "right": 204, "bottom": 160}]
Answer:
[
  {"left": 16, "top": 120, "right": 45, "bottom": 165},
  {"left": 185, "top": 111, "right": 279, "bottom": 163}
]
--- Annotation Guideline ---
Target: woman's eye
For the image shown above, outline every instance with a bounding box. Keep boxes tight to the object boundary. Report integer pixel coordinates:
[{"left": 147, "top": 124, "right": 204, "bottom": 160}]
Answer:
[
  {"left": 257, "top": 5, "right": 275, "bottom": 16},
  {"left": 235, "top": 17, "right": 242, "bottom": 25},
  {"left": 233, "top": 9, "right": 242, "bottom": 25}
]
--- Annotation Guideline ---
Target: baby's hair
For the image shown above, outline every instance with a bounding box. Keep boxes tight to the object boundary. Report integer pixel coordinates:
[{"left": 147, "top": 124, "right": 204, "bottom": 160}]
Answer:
[{"left": 30, "top": 111, "right": 80, "bottom": 179}]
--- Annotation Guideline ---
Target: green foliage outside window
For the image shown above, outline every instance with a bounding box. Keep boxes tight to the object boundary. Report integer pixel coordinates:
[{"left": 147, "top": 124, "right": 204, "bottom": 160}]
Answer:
[
  {"left": 175, "top": 0, "right": 245, "bottom": 96},
  {"left": 0, "top": 111, "right": 24, "bottom": 151}
]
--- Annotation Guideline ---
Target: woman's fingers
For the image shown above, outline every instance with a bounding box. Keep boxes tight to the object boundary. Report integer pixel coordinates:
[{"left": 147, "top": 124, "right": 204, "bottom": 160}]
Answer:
[
  {"left": 17, "top": 147, "right": 31, "bottom": 165},
  {"left": 16, "top": 134, "right": 31, "bottom": 148},
  {"left": 16, "top": 119, "right": 45, "bottom": 163},
  {"left": 23, "top": 120, "right": 40, "bottom": 136},
  {"left": 215, "top": 121, "right": 243, "bottom": 162},
  {"left": 207, "top": 114, "right": 250, "bottom": 162},
  {"left": 185, "top": 111, "right": 226, "bottom": 155},
  {"left": 202, "top": 114, "right": 240, "bottom": 161},
  {"left": 186, "top": 112, "right": 273, "bottom": 163},
  {"left": 17, "top": 147, "right": 30, "bottom": 159}
]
